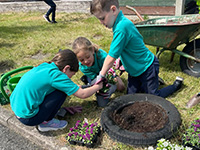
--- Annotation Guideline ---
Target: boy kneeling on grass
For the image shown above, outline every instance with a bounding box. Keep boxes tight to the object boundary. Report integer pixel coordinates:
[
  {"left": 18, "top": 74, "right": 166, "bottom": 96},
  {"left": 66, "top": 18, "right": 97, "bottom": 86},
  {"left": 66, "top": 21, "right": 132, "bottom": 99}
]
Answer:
[{"left": 90, "top": 0, "right": 184, "bottom": 98}]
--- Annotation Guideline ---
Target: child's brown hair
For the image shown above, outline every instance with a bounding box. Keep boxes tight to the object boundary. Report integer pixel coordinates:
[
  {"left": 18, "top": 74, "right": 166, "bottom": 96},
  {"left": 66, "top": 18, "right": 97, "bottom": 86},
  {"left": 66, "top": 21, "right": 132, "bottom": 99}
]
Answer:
[
  {"left": 90, "top": 0, "right": 119, "bottom": 14},
  {"left": 49, "top": 49, "right": 79, "bottom": 72},
  {"left": 72, "top": 37, "right": 99, "bottom": 55}
]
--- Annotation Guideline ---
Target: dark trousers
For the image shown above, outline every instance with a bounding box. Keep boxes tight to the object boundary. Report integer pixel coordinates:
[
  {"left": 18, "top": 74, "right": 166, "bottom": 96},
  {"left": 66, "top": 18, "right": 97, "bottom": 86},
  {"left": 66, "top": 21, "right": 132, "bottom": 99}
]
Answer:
[
  {"left": 44, "top": 0, "right": 56, "bottom": 21},
  {"left": 127, "top": 56, "right": 177, "bottom": 98},
  {"left": 18, "top": 90, "right": 66, "bottom": 126}
]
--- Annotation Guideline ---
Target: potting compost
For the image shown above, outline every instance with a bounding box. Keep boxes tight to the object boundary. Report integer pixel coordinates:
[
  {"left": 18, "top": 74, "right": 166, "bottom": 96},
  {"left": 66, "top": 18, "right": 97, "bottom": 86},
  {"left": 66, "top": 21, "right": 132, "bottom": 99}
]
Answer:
[{"left": 112, "top": 101, "right": 168, "bottom": 132}]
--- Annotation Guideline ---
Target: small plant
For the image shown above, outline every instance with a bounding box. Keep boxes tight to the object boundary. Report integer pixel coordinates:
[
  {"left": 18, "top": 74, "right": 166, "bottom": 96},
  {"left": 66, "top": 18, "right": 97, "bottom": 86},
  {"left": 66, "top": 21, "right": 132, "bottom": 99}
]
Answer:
[
  {"left": 66, "top": 118, "right": 100, "bottom": 146},
  {"left": 100, "top": 68, "right": 117, "bottom": 93},
  {"left": 146, "top": 138, "right": 192, "bottom": 150},
  {"left": 183, "top": 118, "right": 200, "bottom": 148}
]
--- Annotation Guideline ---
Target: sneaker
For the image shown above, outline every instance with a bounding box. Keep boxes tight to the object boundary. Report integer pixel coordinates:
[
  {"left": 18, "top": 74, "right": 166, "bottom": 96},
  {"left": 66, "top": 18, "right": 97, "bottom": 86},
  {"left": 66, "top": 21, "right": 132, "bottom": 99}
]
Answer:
[
  {"left": 80, "top": 75, "right": 89, "bottom": 85},
  {"left": 38, "top": 118, "right": 68, "bottom": 132},
  {"left": 43, "top": 15, "right": 51, "bottom": 23},
  {"left": 51, "top": 20, "right": 57, "bottom": 23},
  {"left": 173, "top": 76, "right": 184, "bottom": 91}
]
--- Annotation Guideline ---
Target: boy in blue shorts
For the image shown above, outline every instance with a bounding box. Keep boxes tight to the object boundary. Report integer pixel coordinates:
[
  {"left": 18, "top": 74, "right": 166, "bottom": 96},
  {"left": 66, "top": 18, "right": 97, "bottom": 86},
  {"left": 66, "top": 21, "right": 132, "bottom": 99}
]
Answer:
[{"left": 90, "top": 0, "right": 183, "bottom": 98}]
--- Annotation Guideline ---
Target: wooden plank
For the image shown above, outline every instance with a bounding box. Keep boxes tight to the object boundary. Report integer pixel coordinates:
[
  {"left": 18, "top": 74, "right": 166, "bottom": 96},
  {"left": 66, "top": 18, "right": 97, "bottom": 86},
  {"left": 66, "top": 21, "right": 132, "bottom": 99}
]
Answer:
[
  {"left": 119, "top": 0, "right": 176, "bottom": 7},
  {"left": 120, "top": 6, "right": 175, "bottom": 16}
]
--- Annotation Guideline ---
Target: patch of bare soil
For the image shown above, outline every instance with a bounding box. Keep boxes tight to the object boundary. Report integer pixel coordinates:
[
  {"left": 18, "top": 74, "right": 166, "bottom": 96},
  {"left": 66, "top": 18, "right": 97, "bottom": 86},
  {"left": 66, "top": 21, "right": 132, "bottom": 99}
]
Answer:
[{"left": 112, "top": 101, "right": 168, "bottom": 132}]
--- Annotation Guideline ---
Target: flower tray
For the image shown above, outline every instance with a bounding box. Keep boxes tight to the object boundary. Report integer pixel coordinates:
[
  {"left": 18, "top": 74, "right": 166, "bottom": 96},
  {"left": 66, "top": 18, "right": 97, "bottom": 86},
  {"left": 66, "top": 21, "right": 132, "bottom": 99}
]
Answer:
[
  {"left": 68, "top": 128, "right": 100, "bottom": 148},
  {"left": 182, "top": 118, "right": 200, "bottom": 150},
  {"left": 66, "top": 120, "right": 101, "bottom": 148},
  {"left": 68, "top": 127, "right": 101, "bottom": 148}
]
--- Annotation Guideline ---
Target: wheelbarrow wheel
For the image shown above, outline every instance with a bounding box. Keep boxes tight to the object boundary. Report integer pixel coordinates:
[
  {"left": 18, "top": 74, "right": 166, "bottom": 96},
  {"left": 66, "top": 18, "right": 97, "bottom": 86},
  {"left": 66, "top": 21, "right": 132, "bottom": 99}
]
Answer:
[{"left": 180, "top": 39, "right": 200, "bottom": 77}]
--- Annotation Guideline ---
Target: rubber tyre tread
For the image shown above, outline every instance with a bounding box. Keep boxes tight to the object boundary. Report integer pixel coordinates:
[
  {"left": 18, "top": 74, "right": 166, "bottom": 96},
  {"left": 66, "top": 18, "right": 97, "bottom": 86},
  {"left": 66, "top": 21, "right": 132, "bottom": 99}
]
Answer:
[
  {"left": 180, "top": 39, "right": 200, "bottom": 77},
  {"left": 100, "top": 94, "right": 181, "bottom": 146}
]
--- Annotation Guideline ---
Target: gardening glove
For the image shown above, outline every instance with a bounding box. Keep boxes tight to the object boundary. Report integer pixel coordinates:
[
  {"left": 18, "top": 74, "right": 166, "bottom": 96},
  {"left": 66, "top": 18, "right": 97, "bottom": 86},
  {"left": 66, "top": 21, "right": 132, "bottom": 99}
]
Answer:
[
  {"left": 91, "top": 73, "right": 108, "bottom": 86},
  {"left": 113, "top": 58, "right": 125, "bottom": 76},
  {"left": 63, "top": 106, "right": 83, "bottom": 115},
  {"left": 80, "top": 75, "right": 90, "bottom": 85}
]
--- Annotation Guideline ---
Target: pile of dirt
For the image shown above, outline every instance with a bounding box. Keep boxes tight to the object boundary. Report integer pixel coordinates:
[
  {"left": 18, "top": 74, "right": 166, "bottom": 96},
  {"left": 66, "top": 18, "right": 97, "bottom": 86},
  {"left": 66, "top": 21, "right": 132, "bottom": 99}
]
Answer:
[{"left": 112, "top": 101, "right": 168, "bottom": 132}]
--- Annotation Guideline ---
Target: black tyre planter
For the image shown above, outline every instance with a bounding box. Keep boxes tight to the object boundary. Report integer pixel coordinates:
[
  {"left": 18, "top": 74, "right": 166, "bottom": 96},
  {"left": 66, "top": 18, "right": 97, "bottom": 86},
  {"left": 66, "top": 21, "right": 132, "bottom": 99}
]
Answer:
[{"left": 100, "top": 94, "right": 181, "bottom": 146}]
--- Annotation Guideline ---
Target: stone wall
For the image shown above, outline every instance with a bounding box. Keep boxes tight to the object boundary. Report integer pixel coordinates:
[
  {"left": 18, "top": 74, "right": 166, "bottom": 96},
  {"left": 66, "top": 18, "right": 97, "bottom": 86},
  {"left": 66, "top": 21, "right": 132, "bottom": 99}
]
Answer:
[
  {"left": 0, "top": 0, "right": 92, "bottom": 13},
  {"left": 0, "top": 0, "right": 175, "bottom": 16}
]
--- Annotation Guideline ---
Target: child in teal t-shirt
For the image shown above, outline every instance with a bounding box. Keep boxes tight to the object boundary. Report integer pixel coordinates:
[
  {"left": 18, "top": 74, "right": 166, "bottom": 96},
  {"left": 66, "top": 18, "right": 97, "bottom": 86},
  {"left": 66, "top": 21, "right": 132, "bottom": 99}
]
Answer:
[
  {"left": 10, "top": 49, "right": 103, "bottom": 132},
  {"left": 90, "top": 0, "right": 184, "bottom": 98},
  {"left": 72, "top": 37, "right": 125, "bottom": 107}
]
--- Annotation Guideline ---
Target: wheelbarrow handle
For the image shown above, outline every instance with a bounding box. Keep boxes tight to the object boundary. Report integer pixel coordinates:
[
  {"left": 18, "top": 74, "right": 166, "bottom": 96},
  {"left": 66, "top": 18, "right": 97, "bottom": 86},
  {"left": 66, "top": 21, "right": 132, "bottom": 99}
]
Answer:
[
  {"left": 0, "top": 66, "right": 33, "bottom": 102},
  {"left": 126, "top": 5, "right": 144, "bottom": 21}
]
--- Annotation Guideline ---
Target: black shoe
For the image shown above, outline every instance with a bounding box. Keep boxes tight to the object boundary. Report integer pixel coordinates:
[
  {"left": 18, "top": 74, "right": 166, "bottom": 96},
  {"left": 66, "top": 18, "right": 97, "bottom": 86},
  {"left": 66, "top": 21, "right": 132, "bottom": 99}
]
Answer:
[
  {"left": 43, "top": 15, "right": 51, "bottom": 23},
  {"left": 173, "top": 76, "right": 184, "bottom": 91},
  {"left": 80, "top": 75, "right": 89, "bottom": 85},
  {"left": 51, "top": 20, "right": 57, "bottom": 23}
]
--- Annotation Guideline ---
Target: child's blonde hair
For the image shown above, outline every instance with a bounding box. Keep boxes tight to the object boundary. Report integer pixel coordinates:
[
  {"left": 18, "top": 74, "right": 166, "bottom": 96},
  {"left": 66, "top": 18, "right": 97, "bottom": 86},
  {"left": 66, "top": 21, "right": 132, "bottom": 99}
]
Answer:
[
  {"left": 72, "top": 37, "right": 99, "bottom": 55},
  {"left": 90, "top": 0, "right": 119, "bottom": 14},
  {"left": 48, "top": 49, "right": 79, "bottom": 72}
]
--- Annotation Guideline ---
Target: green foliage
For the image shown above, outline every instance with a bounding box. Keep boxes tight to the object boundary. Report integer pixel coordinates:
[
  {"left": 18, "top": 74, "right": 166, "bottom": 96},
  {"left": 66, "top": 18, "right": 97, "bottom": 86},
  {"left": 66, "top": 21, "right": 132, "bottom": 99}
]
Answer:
[{"left": 183, "top": 118, "right": 200, "bottom": 147}]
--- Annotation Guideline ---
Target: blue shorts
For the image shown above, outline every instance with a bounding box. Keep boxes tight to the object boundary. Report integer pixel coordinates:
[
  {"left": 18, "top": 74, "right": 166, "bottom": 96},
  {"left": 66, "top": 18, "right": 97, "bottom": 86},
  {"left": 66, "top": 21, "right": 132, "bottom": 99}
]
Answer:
[
  {"left": 127, "top": 56, "right": 159, "bottom": 95},
  {"left": 127, "top": 56, "right": 177, "bottom": 98}
]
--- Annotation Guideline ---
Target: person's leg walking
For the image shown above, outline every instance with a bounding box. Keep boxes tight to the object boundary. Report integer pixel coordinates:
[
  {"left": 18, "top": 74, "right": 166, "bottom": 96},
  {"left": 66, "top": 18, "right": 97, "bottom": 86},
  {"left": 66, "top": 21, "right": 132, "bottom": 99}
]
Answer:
[{"left": 43, "top": 0, "right": 56, "bottom": 23}]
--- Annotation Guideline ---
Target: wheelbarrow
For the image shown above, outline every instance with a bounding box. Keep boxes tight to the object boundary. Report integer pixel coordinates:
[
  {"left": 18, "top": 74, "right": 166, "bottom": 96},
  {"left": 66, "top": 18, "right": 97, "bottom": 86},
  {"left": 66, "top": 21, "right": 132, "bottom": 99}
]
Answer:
[
  {"left": 126, "top": 6, "right": 200, "bottom": 77},
  {"left": 0, "top": 66, "right": 33, "bottom": 105}
]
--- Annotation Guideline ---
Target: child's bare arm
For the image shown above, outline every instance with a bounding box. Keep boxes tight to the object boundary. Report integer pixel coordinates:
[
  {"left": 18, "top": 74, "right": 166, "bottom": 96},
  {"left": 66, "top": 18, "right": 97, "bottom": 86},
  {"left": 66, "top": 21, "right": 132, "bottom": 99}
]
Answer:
[
  {"left": 100, "top": 55, "right": 116, "bottom": 76},
  {"left": 73, "top": 82, "right": 103, "bottom": 99}
]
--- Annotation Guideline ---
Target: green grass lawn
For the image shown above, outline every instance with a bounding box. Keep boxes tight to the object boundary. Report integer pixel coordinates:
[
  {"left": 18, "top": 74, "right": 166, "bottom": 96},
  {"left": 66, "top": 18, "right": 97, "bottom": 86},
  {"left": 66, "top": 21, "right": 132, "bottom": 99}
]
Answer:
[{"left": 0, "top": 12, "right": 200, "bottom": 150}]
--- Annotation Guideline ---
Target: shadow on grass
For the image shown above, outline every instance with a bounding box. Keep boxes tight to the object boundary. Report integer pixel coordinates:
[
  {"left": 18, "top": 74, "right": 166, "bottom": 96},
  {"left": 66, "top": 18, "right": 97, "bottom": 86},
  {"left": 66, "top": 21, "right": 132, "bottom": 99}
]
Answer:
[
  {"left": 0, "top": 43, "right": 16, "bottom": 48},
  {"left": 0, "top": 60, "right": 15, "bottom": 74}
]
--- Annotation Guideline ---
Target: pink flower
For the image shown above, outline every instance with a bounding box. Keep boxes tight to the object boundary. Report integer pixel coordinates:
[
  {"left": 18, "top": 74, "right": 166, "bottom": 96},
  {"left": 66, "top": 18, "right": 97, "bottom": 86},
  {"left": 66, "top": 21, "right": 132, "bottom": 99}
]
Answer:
[
  {"left": 86, "top": 133, "right": 90, "bottom": 140},
  {"left": 90, "top": 128, "right": 93, "bottom": 134}
]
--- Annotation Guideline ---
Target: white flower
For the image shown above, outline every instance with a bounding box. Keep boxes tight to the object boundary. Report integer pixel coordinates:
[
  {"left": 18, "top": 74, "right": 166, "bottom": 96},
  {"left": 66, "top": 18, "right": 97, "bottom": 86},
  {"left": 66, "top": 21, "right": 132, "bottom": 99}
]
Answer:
[
  {"left": 174, "top": 144, "right": 181, "bottom": 150},
  {"left": 169, "top": 143, "right": 174, "bottom": 148},
  {"left": 155, "top": 138, "right": 193, "bottom": 150},
  {"left": 147, "top": 146, "right": 155, "bottom": 150},
  {"left": 159, "top": 138, "right": 166, "bottom": 142},
  {"left": 163, "top": 141, "right": 169, "bottom": 147},
  {"left": 185, "top": 146, "right": 193, "bottom": 150}
]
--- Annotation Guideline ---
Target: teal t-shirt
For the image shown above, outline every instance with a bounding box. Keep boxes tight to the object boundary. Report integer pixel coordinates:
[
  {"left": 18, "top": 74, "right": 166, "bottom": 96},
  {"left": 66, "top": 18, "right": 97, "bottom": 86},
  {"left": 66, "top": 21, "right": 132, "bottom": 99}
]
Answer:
[
  {"left": 79, "top": 49, "right": 107, "bottom": 80},
  {"left": 109, "top": 11, "right": 155, "bottom": 77},
  {"left": 10, "top": 62, "right": 79, "bottom": 118}
]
